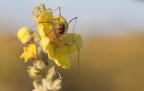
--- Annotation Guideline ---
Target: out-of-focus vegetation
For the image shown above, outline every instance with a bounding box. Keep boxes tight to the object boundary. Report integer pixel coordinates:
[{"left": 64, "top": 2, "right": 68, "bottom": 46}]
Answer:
[{"left": 1, "top": 31, "right": 144, "bottom": 91}]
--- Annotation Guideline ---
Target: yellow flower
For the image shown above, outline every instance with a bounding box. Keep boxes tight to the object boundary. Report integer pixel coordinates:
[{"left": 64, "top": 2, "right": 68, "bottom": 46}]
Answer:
[
  {"left": 17, "top": 27, "right": 40, "bottom": 44},
  {"left": 41, "top": 33, "right": 82, "bottom": 69},
  {"left": 20, "top": 44, "right": 37, "bottom": 62},
  {"left": 37, "top": 11, "right": 83, "bottom": 69}
]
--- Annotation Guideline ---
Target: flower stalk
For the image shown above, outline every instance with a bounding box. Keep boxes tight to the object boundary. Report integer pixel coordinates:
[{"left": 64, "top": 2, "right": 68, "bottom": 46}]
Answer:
[{"left": 17, "top": 3, "right": 82, "bottom": 91}]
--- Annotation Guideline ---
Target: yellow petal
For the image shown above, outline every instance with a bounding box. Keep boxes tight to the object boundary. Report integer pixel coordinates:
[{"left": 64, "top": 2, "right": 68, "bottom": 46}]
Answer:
[
  {"left": 28, "top": 44, "right": 37, "bottom": 55},
  {"left": 20, "top": 44, "right": 37, "bottom": 62},
  {"left": 53, "top": 54, "right": 70, "bottom": 69},
  {"left": 37, "top": 11, "right": 54, "bottom": 38},
  {"left": 46, "top": 43, "right": 56, "bottom": 60},
  {"left": 61, "top": 33, "right": 83, "bottom": 55},
  {"left": 37, "top": 11, "right": 53, "bottom": 23},
  {"left": 40, "top": 36, "right": 50, "bottom": 52},
  {"left": 53, "top": 47, "right": 71, "bottom": 69},
  {"left": 46, "top": 43, "right": 71, "bottom": 69},
  {"left": 37, "top": 23, "right": 54, "bottom": 38}
]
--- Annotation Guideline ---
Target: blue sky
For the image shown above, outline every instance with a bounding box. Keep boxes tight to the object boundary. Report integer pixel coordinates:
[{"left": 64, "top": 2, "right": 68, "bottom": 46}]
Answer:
[{"left": 0, "top": 0, "right": 144, "bottom": 36}]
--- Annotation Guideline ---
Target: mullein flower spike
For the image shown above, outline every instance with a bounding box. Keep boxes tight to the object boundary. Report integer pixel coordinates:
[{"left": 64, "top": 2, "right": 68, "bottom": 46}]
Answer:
[{"left": 17, "top": 3, "right": 82, "bottom": 91}]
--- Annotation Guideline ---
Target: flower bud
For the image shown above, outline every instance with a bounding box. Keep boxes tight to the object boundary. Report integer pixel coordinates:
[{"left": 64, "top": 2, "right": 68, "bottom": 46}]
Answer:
[
  {"left": 27, "top": 66, "right": 42, "bottom": 79},
  {"left": 17, "top": 27, "right": 40, "bottom": 44}
]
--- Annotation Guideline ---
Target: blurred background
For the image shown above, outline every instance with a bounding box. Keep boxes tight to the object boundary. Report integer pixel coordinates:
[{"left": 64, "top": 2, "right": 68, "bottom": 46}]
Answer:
[{"left": 1, "top": 0, "right": 144, "bottom": 91}]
